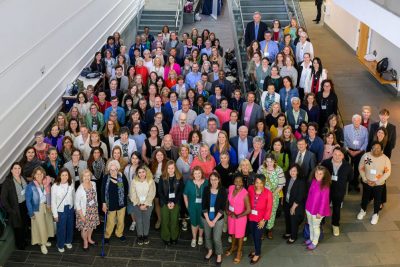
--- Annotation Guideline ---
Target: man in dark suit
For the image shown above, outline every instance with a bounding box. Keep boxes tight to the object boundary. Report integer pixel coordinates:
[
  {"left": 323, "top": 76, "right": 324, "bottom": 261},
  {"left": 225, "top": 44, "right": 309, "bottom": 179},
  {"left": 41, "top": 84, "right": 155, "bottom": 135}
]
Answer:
[
  {"left": 368, "top": 108, "right": 396, "bottom": 158},
  {"left": 240, "top": 91, "right": 264, "bottom": 131},
  {"left": 244, "top": 11, "right": 268, "bottom": 47},
  {"left": 105, "top": 79, "right": 123, "bottom": 103},
  {"left": 230, "top": 126, "right": 253, "bottom": 164},
  {"left": 145, "top": 96, "right": 169, "bottom": 126},
  {"left": 211, "top": 70, "right": 233, "bottom": 99},
  {"left": 313, "top": 0, "right": 323, "bottom": 24},
  {"left": 291, "top": 138, "right": 316, "bottom": 180},
  {"left": 321, "top": 147, "right": 353, "bottom": 237},
  {"left": 222, "top": 110, "right": 242, "bottom": 139}
]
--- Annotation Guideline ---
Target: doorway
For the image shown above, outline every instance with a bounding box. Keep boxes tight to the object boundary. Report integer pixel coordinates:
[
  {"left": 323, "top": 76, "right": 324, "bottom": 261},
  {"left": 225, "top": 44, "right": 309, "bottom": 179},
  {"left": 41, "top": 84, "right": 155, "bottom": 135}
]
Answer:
[{"left": 357, "top": 22, "right": 370, "bottom": 59}]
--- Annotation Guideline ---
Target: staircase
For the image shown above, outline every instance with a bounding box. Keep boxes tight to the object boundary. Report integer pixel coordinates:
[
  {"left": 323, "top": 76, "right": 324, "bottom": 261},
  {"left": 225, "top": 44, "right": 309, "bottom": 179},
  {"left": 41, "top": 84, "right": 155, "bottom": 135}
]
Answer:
[
  {"left": 138, "top": 10, "right": 183, "bottom": 36},
  {"left": 231, "top": 0, "right": 290, "bottom": 83}
]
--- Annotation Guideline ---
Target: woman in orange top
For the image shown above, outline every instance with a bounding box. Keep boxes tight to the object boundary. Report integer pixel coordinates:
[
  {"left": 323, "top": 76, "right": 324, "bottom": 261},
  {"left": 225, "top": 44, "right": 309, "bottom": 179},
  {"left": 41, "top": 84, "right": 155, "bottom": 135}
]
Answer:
[{"left": 190, "top": 144, "right": 216, "bottom": 179}]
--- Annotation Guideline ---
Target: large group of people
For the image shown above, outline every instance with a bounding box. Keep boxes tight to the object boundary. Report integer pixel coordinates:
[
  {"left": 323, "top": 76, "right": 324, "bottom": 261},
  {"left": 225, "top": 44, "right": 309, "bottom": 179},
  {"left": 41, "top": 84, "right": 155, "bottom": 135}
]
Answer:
[{"left": 0, "top": 10, "right": 396, "bottom": 266}]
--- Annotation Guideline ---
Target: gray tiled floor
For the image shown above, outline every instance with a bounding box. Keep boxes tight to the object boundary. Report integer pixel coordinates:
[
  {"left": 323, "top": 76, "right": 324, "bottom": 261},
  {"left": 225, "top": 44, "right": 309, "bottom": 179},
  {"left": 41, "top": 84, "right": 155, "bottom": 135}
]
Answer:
[{"left": 5, "top": 1, "right": 400, "bottom": 267}]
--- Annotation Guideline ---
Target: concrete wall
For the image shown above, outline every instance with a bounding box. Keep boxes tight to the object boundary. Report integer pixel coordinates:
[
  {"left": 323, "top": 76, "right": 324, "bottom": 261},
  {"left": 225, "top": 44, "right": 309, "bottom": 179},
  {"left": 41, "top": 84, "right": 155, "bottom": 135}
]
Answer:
[
  {"left": 0, "top": 0, "right": 144, "bottom": 181},
  {"left": 323, "top": 0, "right": 360, "bottom": 51}
]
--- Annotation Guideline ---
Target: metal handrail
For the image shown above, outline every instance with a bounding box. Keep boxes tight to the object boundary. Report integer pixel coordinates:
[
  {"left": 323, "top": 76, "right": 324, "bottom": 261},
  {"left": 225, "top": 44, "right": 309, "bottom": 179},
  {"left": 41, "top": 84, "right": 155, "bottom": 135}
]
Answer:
[
  {"left": 175, "top": 0, "right": 184, "bottom": 32},
  {"left": 284, "top": 0, "right": 307, "bottom": 31},
  {"left": 233, "top": 0, "right": 245, "bottom": 39}
]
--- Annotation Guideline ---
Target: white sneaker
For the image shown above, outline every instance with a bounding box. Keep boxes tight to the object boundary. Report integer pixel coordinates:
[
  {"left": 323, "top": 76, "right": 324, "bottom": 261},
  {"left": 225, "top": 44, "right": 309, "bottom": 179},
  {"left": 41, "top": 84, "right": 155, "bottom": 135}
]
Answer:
[
  {"left": 129, "top": 221, "right": 136, "bottom": 231},
  {"left": 65, "top": 243, "right": 73, "bottom": 249},
  {"left": 58, "top": 247, "right": 65, "bottom": 253},
  {"left": 243, "top": 237, "right": 247, "bottom": 242},
  {"left": 228, "top": 236, "right": 232, "bottom": 243},
  {"left": 191, "top": 239, "right": 196, "bottom": 248},
  {"left": 371, "top": 214, "right": 379, "bottom": 225},
  {"left": 195, "top": 13, "right": 202, "bottom": 21},
  {"left": 40, "top": 245, "right": 48, "bottom": 255},
  {"left": 357, "top": 209, "right": 366, "bottom": 220},
  {"left": 198, "top": 237, "right": 203, "bottom": 246},
  {"left": 332, "top": 226, "right": 340, "bottom": 236}
]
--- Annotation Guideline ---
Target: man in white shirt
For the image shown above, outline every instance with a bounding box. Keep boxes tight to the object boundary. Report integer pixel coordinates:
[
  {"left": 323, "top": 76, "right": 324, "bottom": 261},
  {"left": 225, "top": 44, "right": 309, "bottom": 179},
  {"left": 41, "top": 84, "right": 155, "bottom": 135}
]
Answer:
[
  {"left": 201, "top": 118, "right": 220, "bottom": 147},
  {"left": 173, "top": 99, "right": 198, "bottom": 126}
]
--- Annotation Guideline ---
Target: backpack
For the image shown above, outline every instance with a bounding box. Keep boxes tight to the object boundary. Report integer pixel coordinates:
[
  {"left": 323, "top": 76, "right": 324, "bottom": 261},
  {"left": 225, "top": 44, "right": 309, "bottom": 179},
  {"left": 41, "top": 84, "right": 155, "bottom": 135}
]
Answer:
[{"left": 376, "top": 57, "right": 388, "bottom": 74}]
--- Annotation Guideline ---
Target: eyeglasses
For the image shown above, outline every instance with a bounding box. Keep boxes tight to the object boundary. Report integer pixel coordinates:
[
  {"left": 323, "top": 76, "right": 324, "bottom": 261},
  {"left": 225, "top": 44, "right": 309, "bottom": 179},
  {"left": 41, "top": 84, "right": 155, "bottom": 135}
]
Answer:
[{"left": 110, "top": 168, "right": 118, "bottom": 172}]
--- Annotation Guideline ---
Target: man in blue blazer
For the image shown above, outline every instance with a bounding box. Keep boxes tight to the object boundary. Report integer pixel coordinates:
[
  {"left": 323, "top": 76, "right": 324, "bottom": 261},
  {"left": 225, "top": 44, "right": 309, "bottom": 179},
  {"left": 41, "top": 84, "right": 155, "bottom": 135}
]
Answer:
[
  {"left": 230, "top": 126, "right": 253, "bottom": 164},
  {"left": 145, "top": 96, "right": 170, "bottom": 126}
]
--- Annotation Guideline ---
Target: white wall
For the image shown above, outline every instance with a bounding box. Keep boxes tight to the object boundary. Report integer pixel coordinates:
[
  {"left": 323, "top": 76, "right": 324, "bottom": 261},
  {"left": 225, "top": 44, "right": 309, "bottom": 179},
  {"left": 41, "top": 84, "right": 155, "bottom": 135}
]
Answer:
[
  {"left": 324, "top": 0, "right": 360, "bottom": 51},
  {"left": 0, "top": 0, "right": 144, "bottom": 181},
  {"left": 369, "top": 30, "right": 400, "bottom": 86}
]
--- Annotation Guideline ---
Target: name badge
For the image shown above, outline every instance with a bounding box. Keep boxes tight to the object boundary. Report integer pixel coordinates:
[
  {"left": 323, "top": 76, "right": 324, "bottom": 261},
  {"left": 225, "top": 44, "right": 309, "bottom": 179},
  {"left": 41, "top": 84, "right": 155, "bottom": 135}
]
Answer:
[
  {"left": 156, "top": 146, "right": 161, "bottom": 149},
  {"left": 169, "top": 193, "right": 176, "bottom": 199},
  {"left": 264, "top": 52, "right": 269, "bottom": 57},
  {"left": 92, "top": 125, "right": 98, "bottom": 131},
  {"left": 260, "top": 79, "right": 264, "bottom": 84},
  {"left": 195, "top": 198, "right": 202, "bottom": 204},
  {"left": 251, "top": 209, "right": 258, "bottom": 215},
  {"left": 370, "top": 169, "right": 377, "bottom": 175},
  {"left": 332, "top": 175, "right": 338, "bottom": 181},
  {"left": 295, "top": 124, "right": 299, "bottom": 129},
  {"left": 181, "top": 140, "right": 187, "bottom": 145},
  {"left": 139, "top": 196, "right": 146, "bottom": 202},
  {"left": 88, "top": 200, "right": 95, "bottom": 206},
  {"left": 321, "top": 105, "right": 327, "bottom": 110},
  {"left": 353, "top": 140, "right": 359, "bottom": 146},
  {"left": 21, "top": 189, "right": 25, "bottom": 196},
  {"left": 209, "top": 207, "right": 215, "bottom": 212},
  {"left": 229, "top": 205, "right": 234, "bottom": 212}
]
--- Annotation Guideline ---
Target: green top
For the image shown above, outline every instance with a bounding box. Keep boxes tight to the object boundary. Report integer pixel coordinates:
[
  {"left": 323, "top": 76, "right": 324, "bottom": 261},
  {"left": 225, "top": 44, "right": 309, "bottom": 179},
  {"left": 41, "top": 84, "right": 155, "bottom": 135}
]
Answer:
[{"left": 183, "top": 179, "right": 209, "bottom": 210}]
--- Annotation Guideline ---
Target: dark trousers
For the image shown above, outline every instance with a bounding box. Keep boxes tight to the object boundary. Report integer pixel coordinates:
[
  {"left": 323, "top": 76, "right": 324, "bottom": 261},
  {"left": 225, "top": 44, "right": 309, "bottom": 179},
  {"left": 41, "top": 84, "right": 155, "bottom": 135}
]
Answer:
[
  {"left": 298, "top": 87, "right": 305, "bottom": 101},
  {"left": 361, "top": 183, "right": 383, "bottom": 214},
  {"left": 249, "top": 221, "right": 264, "bottom": 256},
  {"left": 283, "top": 203, "right": 303, "bottom": 240},
  {"left": 331, "top": 194, "right": 344, "bottom": 226},
  {"left": 316, "top": 1, "right": 322, "bottom": 21},
  {"left": 14, "top": 202, "right": 30, "bottom": 250},
  {"left": 56, "top": 205, "right": 74, "bottom": 249},
  {"left": 348, "top": 150, "right": 364, "bottom": 189}
]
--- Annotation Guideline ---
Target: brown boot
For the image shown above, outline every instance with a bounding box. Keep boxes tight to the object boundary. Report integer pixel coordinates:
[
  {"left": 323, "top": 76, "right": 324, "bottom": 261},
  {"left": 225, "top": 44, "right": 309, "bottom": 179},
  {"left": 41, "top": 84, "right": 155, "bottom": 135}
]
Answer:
[
  {"left": 233, "top": 238, "right": 243, "bottom": 264},
  {"left": 225, "top": 236, "right": 237, "bottom": 256}
]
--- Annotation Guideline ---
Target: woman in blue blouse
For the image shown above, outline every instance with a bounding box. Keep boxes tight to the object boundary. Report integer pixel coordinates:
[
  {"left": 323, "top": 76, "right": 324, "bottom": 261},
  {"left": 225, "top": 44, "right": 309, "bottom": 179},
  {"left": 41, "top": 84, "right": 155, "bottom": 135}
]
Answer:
[
  {"left": 279, "top": 76, "right": 299, "bottom": 112},
  {"left": 302, "top": 93, "right": 320, "bottom": 123},
  {"left": 210, "top": 131, "right": 237, "bottom": 166}
]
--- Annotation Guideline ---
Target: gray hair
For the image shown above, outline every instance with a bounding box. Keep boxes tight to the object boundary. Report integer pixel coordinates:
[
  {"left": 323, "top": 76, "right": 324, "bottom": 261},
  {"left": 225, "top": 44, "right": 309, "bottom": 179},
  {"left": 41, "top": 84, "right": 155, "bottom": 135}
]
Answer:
[
  {"left": 107, "top": 159, "right": 121, "bottom": 171},
  {"left": 253, "top": 136, "right": 265, "bottom": 148},
  {"left": 291, "top": 97, "right": 301, "bottom": 104},
  {"left": 352, "top": 114, "right": 362, "bottom": 121}
]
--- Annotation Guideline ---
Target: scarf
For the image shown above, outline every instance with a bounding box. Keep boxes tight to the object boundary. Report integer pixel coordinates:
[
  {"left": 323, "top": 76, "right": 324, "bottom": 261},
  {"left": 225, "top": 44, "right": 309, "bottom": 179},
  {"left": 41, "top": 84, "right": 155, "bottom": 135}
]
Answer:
[
  {"left": 264, "top": 93, "right": 275, "bottom": 112},
  {"left": 92, "top": 159, "right": 105, "bottom": 180},
  {"left": 50, "top": 136, "right": 58, "bottom": 147},
  {"left": 105, "top": 174, "right": 125, "bottom": 207}
]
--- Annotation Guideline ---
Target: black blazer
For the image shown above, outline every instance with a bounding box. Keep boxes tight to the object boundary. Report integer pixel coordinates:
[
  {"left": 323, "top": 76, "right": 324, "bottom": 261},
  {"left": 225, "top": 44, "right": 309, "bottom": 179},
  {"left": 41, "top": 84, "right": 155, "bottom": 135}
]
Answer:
[
  {"left": 368, "top": 122, "right": 396, "bottom": 158},
  {"left": 105, "top": 88, "right": 124, "bottom": 103},
  {"left": 282, "top": 176, "right": 306, "bottom": 215},
  {"left": 144, "top": 107, "right": 170, "bottom": 127},
  {"left": 244, "top": 21, "right": 268, "bottom": 47},
  {"left": 0, "top": 176, "right": 27, "bottom": 228},
  {"left": 222, "top": 121, "right": 242, "bottom": 138},
  {"left": 321, "top": 159, "right": 353, "bottom": 199},
  {"left": 158, "top": 176, "right": 184, "bottom": 206},
  {"left": 290, "top": 149, "right": 316, "bottom": 180},
  {"left": 101, "top": 134, "right": 119, "bottom": 158},
  {"left": 201, "top": 185, "right": 227, "bottom": 220},
  {"left": 211, "top": 79, "right": 233, "bottom": 99}
]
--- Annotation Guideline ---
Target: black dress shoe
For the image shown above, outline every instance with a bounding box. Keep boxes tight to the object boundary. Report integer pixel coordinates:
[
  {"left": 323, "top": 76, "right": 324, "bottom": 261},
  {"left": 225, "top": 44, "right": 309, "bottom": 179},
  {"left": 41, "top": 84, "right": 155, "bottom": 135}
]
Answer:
[
  {"left": 282, "top": 234, "right": 291, "bottom": 240},
  {"left": 250, "top": 256, "right": 261, "bottom": 265},
  {"left": 216, "top": 259, "right": 222, "bottom": 266},
  {"left": 82, "top": 246, "right": 89, "bottom": 251},
  {"left": 315, "top": 21, "right": 320, "bottom": 24},
  {"left": 89, "top": 241, "right": 98, "bottom": 246},
  {"left": 312, "top": 19, "right": 318, "bottom": 21},
  {"left": 248, "top": 252, "right": 255, "bottom": 258}
]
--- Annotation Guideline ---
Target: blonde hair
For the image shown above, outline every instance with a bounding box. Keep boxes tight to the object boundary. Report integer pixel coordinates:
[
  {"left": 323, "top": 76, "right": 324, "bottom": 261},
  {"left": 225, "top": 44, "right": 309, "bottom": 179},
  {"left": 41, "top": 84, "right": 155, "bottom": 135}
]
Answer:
[
  {"left": 238, "top": 159, "right": 253, "bottom": 173},
  {"left": 198, "top": 143, "right": 211, "bottom": 162}
]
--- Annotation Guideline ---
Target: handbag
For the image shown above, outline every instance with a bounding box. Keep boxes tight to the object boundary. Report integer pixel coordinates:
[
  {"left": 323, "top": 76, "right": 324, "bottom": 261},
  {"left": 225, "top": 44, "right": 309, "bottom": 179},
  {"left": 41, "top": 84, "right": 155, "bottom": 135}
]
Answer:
[{"left": 303, "top": 223, "right": 324, "bottom": 241}]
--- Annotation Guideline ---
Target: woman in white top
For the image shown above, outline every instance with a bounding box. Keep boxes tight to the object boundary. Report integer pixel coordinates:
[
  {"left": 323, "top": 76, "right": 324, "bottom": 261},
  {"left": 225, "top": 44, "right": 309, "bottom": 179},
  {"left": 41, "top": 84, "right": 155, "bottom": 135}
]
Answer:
[
  {"left": 124, "top": 151, "right": 141, "bottom": 231},
  {"left": 150, "top": 57, "right": 165, "bottom": 78},
  {"left": 73, "top": 92, "right": 91, "bottom": 117},
  {"left": 130, "top": 165, "right": 156, "bottom": 245},
  {"left": 304, "top": 57, "right": 327, "bottom": 95},
  {"left": 143, "top": 49, "right": 154, "bottom": 73},
  {"left": 75, "top": 169, "right": 100, "bottom": 250},
  {"left": 51, "top": 168, "right": 75, "bottom": 253}
]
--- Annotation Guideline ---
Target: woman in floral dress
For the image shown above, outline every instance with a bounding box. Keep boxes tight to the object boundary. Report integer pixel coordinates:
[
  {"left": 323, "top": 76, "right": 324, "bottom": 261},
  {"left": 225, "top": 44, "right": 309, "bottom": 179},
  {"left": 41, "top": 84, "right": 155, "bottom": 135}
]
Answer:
[
  {"left": 75, "top": 169, "right": 100, "bottom": 250},
  {"left": 257, "top": 153, "right": 285, "bottom": 239}
]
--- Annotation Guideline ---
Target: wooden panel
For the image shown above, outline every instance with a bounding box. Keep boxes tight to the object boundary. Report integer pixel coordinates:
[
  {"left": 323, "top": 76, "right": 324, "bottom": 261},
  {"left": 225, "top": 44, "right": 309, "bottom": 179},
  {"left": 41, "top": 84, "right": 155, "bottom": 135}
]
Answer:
[{"left": 357, "top": 22, "right": 369, "bottom": 59}]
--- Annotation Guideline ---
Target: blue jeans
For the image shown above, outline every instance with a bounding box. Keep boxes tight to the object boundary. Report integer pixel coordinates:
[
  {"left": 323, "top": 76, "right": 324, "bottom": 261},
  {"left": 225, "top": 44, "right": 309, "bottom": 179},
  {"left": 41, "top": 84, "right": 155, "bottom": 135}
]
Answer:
[
  {"left": 249, "top": 221, "right": 264, "bottom": 256},
  {"left": 57, "top": 205, "right": 74, "bottom": 249}
]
